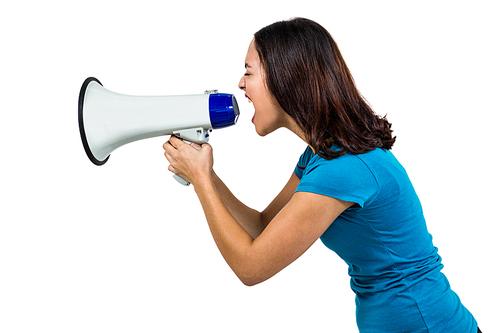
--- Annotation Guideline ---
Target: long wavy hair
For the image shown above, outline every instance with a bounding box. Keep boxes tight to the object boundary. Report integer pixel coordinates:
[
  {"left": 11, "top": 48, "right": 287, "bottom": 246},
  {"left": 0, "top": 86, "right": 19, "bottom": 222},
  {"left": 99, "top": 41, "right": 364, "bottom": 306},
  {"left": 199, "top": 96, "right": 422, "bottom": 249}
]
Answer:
[{"left": 254, "top": 18, "right": 396, "bottom": 159}]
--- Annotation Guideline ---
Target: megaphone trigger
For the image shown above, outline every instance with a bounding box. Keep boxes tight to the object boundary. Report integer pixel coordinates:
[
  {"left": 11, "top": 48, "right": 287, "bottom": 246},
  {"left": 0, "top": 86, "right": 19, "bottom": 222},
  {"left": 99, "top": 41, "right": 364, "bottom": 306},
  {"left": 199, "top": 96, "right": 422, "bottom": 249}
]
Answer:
[{"left": 172, "top": 128, "right": 210, "bottom": 144}]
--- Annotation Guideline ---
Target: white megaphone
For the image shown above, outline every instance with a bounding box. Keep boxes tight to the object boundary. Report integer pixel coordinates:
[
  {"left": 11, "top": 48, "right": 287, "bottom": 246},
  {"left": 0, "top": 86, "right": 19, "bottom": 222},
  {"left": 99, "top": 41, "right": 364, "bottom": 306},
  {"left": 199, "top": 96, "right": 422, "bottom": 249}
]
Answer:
[{"left": 78, "top": 77, "right": 239, "bottom": 185}]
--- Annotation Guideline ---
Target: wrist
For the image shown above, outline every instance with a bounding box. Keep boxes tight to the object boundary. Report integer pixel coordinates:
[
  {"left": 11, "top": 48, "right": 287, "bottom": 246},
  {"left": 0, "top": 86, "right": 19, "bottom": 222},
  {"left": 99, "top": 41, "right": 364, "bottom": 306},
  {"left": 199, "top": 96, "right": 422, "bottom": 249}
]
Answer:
[{"left": 193, "top": 170, "right": 215, "bottom": 194}]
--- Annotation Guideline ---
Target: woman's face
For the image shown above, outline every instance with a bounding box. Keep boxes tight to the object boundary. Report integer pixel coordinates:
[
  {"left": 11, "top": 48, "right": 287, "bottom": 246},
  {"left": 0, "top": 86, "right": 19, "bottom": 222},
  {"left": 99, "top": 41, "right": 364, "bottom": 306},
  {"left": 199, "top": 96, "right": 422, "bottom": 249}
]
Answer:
[{"left": 239, "top": 39, "right": 291, "bottom": 137}]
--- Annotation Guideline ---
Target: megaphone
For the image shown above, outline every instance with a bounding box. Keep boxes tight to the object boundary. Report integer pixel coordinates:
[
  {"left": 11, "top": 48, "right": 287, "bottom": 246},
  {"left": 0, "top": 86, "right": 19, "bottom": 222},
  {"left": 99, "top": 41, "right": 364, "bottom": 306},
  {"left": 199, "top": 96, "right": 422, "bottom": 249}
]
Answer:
[{"left": 78, "top": 77, "right": 239, "bottom": 185}]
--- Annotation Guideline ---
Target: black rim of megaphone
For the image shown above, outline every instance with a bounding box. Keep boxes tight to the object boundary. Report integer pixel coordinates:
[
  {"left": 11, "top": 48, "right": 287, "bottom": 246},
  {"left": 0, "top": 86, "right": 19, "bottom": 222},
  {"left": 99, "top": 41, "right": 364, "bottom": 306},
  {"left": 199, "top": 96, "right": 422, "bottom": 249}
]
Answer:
[{"left": 78, "top": 77, "right": 109, "bottom": 166}]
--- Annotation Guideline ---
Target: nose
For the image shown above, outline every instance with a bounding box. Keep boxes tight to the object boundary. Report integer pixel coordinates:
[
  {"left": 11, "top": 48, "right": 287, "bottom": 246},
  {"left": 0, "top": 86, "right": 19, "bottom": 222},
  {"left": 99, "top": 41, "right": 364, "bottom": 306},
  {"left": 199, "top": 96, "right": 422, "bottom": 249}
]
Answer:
[{"left": 238, "top": 75, "right": 246, "bottom": 91}]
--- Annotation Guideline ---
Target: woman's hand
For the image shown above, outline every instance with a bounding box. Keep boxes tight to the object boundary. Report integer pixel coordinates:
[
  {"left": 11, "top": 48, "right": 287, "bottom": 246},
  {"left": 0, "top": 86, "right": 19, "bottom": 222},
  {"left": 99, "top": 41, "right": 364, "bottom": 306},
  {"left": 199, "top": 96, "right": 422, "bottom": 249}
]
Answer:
[{"left": 162, "top": 136, "right": 214, "bottom": 186}]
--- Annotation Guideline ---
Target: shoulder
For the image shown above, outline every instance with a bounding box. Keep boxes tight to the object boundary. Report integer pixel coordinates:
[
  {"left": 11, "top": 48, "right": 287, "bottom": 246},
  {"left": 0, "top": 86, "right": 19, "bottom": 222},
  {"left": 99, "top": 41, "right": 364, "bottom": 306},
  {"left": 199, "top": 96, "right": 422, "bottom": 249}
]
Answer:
[
  {"left": 294, "top": 145, "right": 316, "bottom": 179},
  {"left": 295, "top": 148, "right": 385, "bottom": 208},
  {"left": 305, "top": 148, "right": 380, "bottom": 182}
]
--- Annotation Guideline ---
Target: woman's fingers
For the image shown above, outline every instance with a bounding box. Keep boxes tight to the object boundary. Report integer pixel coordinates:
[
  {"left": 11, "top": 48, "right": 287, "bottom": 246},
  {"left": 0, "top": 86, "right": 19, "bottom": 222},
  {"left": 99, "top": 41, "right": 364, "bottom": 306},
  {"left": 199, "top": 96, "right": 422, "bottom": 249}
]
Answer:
[{"left": 162, "top": 136, "right": 213, "bottom": 185}]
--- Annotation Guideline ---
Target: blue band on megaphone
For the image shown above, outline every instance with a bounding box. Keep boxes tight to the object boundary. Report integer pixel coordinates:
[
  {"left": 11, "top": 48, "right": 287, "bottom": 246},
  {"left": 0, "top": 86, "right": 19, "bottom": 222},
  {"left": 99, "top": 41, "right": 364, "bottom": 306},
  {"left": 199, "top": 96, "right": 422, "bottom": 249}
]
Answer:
[{"left": 209, "top": 93, "right": 240, "bottom": 129}]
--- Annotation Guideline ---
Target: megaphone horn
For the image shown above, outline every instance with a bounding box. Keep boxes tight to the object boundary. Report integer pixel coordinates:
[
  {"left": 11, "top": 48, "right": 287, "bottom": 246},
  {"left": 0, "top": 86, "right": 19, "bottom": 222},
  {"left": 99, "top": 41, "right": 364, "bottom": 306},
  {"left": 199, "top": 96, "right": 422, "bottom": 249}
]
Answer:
[{"left": 78, "top": 77, "right": 239, "bottom": 185}]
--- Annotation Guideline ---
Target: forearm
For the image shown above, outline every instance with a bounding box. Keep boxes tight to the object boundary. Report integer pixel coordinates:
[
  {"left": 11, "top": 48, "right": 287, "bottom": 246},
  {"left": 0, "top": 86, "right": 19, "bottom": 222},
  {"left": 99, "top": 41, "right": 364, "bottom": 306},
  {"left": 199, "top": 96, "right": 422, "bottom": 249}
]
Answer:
[
  {"left": 193, "top": 176, "right": 256, "bottom": 283},
  {"left": 211, "top": 171, "right": 265, "bottom": 238}
]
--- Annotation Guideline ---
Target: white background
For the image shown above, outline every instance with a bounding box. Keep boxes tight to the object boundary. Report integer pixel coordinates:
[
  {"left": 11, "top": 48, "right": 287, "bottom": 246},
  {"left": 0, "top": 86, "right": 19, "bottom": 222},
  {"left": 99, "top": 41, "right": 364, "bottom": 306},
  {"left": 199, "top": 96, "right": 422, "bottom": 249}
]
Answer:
[{"left": 1, "top": 0, "right": 498, "bottom": 332}]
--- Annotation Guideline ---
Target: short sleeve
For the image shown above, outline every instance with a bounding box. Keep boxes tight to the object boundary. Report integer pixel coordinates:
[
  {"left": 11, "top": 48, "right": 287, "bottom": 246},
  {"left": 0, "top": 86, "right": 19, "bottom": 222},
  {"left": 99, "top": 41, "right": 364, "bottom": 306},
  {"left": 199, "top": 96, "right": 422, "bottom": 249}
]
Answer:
[
  {"left": 295, "top": 154, "right": 379, "bottom": 208},
  {"left": 294, "top": 146, "right": 315, "bottom": 179}
]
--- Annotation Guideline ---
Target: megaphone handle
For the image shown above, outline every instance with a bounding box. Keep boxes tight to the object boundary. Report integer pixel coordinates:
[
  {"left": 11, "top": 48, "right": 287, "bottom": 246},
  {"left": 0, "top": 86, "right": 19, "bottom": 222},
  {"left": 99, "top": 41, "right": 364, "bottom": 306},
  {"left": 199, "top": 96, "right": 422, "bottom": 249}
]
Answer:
[
  {"left": 173, "top": 174, "right": 190, "bottom": 186},
  {"left": 171, "top": 136, "right": 194, "bottom": 186}
]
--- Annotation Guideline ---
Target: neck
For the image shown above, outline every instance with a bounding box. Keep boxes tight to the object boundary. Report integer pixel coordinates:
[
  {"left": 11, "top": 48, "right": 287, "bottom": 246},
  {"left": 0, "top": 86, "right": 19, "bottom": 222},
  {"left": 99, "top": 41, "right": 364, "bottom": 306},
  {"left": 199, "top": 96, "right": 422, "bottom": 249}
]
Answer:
[{"left": 285, "top": 120, "right": 315, "bottom": 154}]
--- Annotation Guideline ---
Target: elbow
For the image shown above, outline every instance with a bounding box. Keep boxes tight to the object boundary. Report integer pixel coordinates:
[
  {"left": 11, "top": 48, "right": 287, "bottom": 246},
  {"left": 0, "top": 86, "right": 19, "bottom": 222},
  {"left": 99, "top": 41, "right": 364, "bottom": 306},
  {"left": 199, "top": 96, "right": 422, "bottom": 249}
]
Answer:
[
  {"left": 234, "top": 265, "right": 270, "bottom": 287},
  {"left": 238, "top": 275, "right": 264, "bottom": 287},
  {"left": 230, "top": 246, "right": 274, "bottom": 286}
]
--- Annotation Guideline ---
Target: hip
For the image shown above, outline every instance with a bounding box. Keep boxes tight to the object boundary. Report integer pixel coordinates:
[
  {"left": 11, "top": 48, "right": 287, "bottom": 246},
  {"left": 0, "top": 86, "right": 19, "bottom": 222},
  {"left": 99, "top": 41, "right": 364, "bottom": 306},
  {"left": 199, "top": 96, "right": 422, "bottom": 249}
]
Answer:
[{"left": 355, "top": 286, "right": 477, "bottom": 332}]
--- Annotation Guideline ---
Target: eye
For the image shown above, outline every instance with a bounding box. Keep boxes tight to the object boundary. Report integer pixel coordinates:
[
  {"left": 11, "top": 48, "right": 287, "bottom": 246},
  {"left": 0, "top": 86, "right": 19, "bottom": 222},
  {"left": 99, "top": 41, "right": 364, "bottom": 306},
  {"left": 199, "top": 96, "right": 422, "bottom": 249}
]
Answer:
[{"left": 244, "top": 72, "right": 251, "bottom": 76}]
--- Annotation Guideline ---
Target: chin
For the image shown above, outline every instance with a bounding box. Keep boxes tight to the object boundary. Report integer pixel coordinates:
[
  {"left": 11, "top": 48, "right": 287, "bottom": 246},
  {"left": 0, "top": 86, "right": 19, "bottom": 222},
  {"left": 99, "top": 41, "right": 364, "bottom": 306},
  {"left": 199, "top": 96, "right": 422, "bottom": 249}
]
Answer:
[
  {"left": 255, "top": 128, "right": 267, "bottom": 137},
  {"left": 254, "top": 125, "right": 277, "bottom": 137}
]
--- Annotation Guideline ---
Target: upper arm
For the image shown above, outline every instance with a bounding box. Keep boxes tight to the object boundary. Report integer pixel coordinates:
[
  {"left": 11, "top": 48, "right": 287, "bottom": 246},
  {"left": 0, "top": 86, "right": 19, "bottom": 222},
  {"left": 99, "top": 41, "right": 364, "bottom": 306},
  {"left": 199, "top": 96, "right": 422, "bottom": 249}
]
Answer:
[
  {"left": 261, "top": 172, "right": 301, "bottom": 228},
  {"left": 241, "top": 191, "right": 353, "bottom": 286}
]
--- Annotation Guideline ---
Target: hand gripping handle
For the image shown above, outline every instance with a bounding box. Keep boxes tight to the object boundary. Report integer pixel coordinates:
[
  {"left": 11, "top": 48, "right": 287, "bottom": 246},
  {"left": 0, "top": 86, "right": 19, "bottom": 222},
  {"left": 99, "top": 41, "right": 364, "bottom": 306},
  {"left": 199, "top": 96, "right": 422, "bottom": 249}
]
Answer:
[{"left": 171, "top": 128, "right": 210, "bottom": 186}]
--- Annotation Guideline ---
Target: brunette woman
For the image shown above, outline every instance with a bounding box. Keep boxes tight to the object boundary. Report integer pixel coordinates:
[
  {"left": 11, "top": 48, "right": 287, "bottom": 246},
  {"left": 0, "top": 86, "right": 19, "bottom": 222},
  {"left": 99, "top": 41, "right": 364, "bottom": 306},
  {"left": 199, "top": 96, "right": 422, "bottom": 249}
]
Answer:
[{"left": 163, "top": 18, "right": 479, "bottom": 333}]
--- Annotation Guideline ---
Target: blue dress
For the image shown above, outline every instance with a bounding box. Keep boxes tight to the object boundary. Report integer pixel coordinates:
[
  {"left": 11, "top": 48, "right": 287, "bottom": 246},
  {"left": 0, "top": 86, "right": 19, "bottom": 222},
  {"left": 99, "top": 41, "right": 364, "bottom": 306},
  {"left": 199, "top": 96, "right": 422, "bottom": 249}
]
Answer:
[{"left": 294, "top": 146, "right": 477, "bottom": 332}]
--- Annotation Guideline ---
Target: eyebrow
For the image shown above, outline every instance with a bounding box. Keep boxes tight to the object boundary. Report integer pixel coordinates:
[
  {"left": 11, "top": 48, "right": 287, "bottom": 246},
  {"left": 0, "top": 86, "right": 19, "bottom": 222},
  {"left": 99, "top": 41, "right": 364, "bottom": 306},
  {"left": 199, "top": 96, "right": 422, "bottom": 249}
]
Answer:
[{"left": 245, "top": 63, "right": 252, "bottom": 69}]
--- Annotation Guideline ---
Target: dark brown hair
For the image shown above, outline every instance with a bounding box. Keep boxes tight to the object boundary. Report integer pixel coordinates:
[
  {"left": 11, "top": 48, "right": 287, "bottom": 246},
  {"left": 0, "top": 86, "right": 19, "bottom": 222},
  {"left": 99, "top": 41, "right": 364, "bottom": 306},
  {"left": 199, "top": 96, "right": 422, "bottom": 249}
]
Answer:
[{"left": 254, "top": 18, "right": 395, "bottom": 159}]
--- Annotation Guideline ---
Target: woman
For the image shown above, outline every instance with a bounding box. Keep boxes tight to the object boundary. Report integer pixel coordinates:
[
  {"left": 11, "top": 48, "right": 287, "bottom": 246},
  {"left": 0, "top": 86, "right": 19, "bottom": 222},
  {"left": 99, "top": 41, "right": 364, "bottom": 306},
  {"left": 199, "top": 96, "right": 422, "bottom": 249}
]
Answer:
[{"left": 163, "top": 18, "right": 479, "bottom": 333}]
